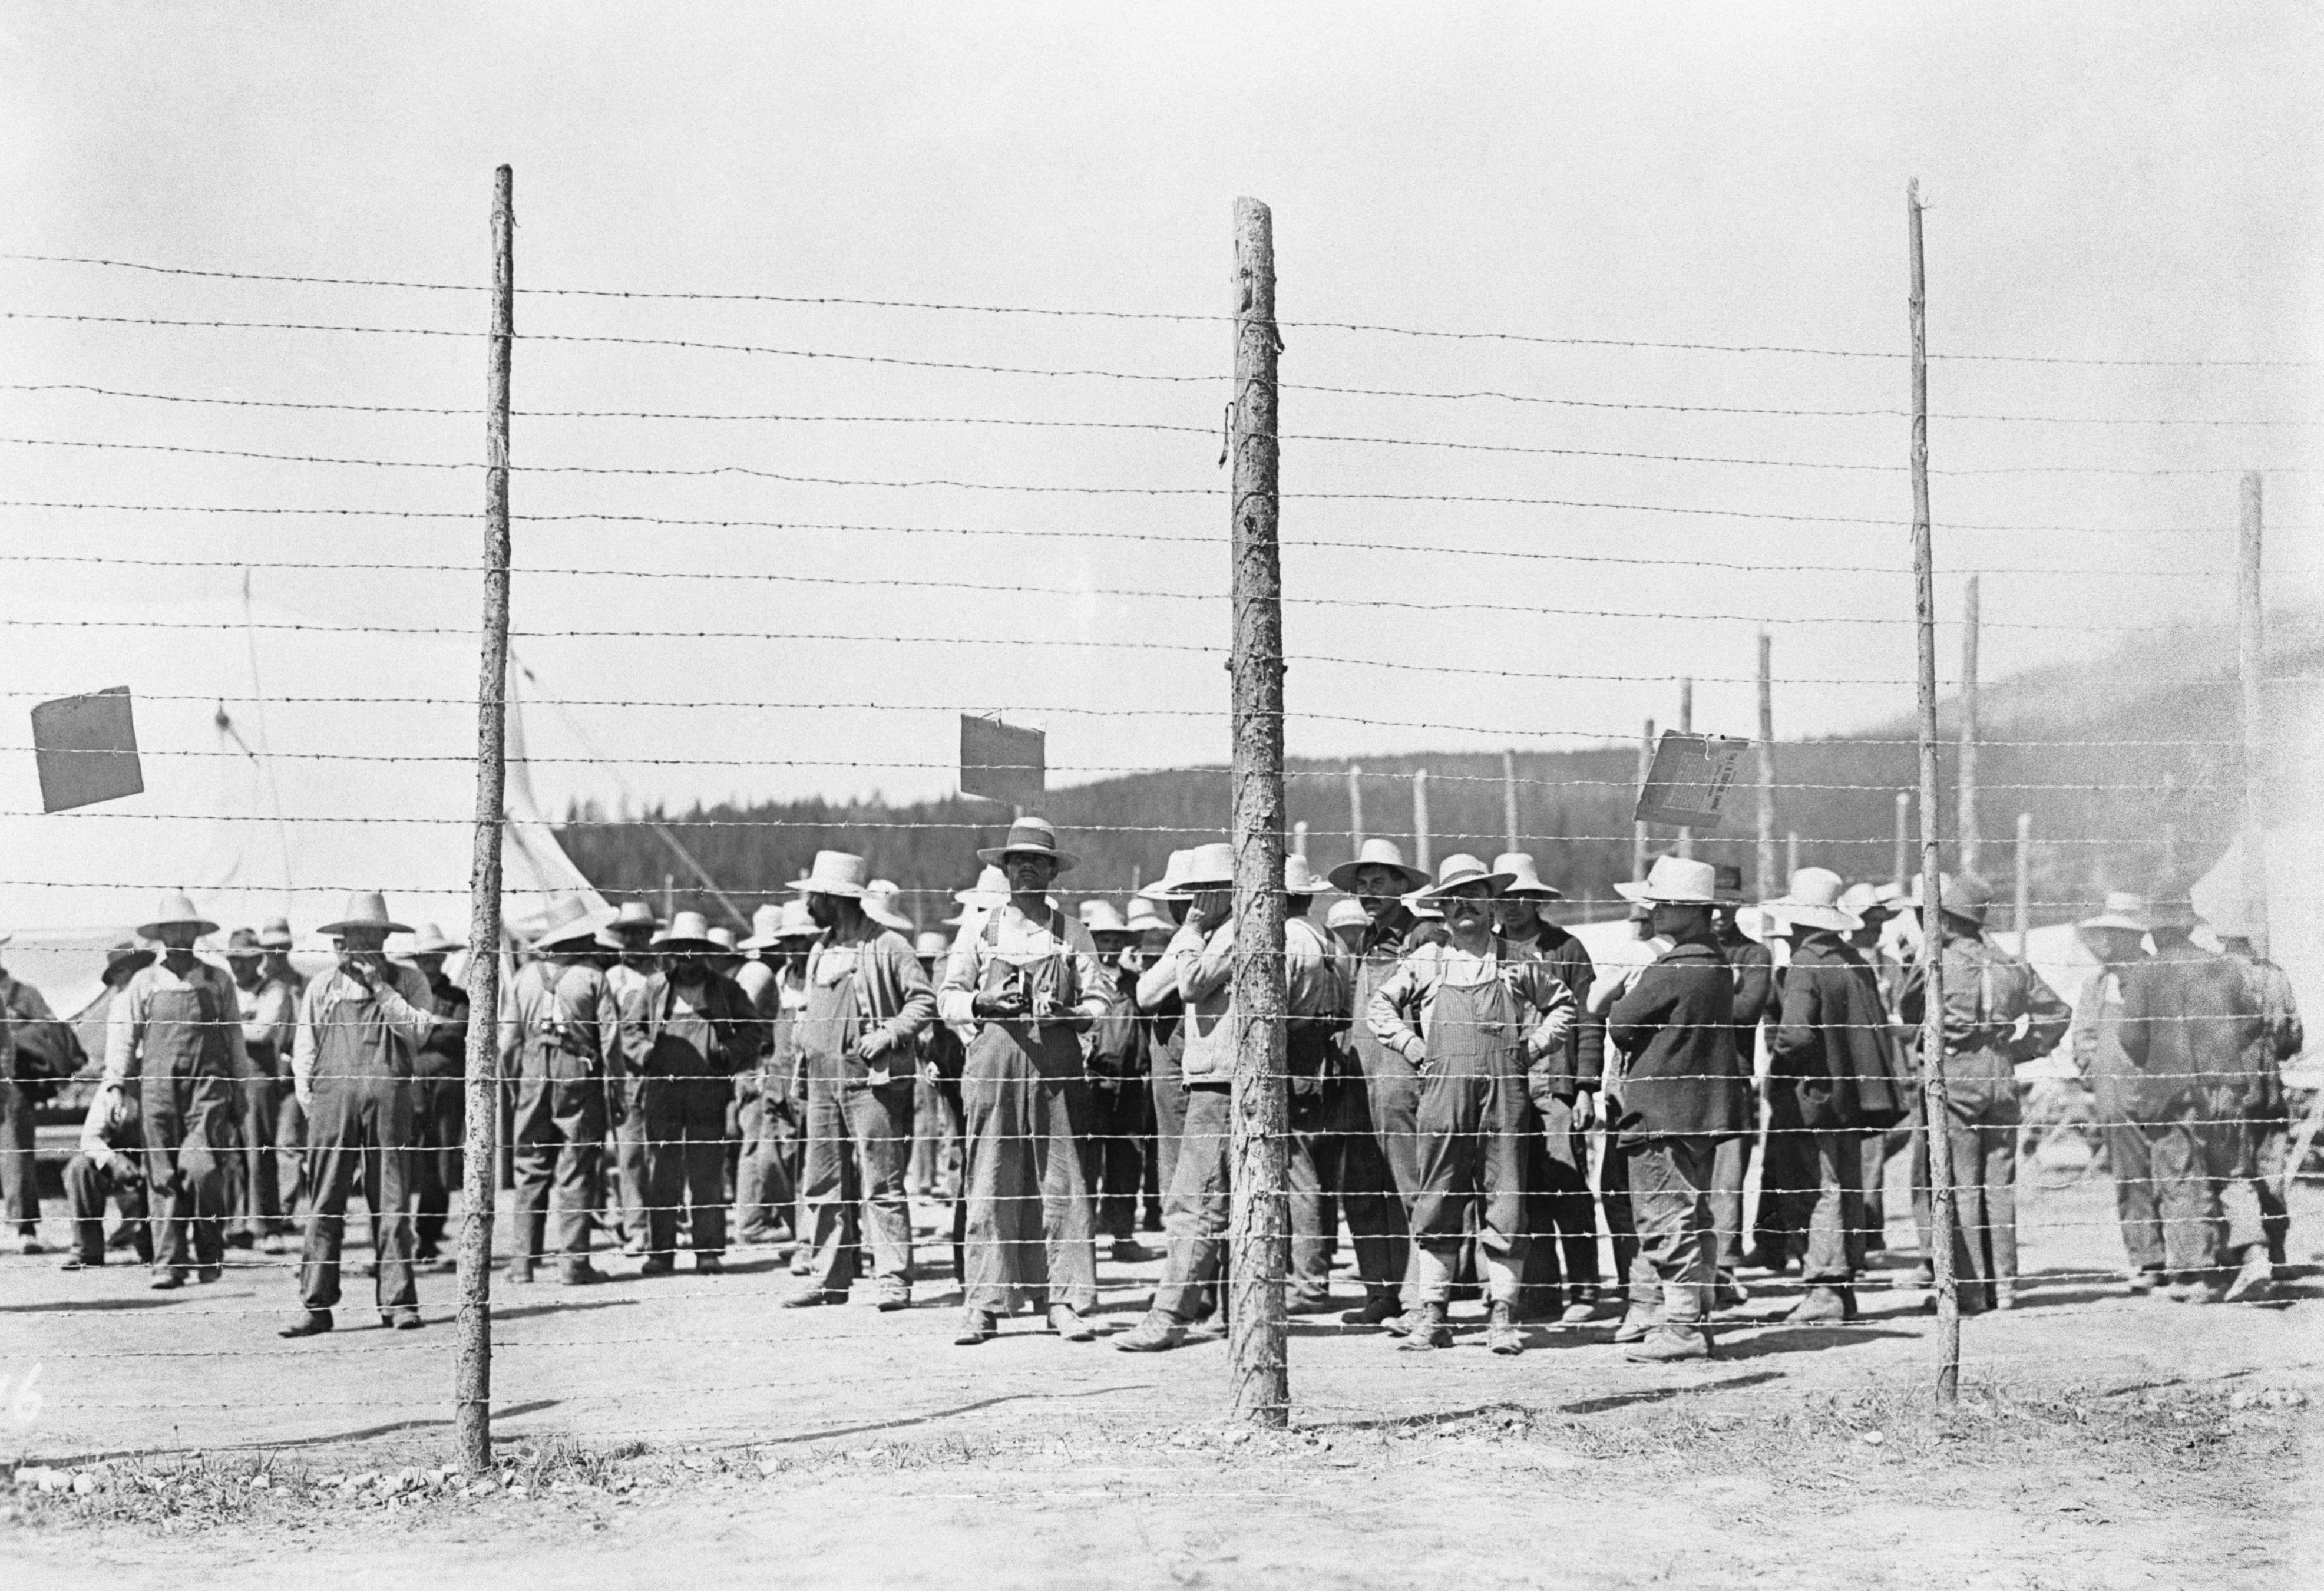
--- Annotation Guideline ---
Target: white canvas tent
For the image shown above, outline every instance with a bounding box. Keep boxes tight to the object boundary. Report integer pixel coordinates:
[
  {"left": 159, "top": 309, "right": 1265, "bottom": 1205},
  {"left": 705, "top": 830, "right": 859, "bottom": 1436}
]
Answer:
[{"left": 1, "top": 596, "right": 604, "bottom": 1015}]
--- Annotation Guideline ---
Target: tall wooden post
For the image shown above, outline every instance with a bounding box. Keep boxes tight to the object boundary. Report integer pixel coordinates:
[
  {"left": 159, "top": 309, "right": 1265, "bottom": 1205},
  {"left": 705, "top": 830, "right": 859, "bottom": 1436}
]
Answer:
[
  {"left": 1958, "top": 574, "right": 1982, "bottom": 877},
  {"left": 1786, "top": 830, "right": 1800, "bottom": 879},
  {"left": 1909, "top": 177, "right": 1961, "bottom": 1403},
  {"left": 1632, "top": 718, "right": 1655, "bottom": 883},
  {"left": 2238, "top": 473, "right": 2270, "bottom": 955},
  {"left": 1346, "top": 764, "right": 1364, "bottom": 853},
  {"left": 1893, "top": 791, "right": 1911, "bottom": 892},
  {"left": 1226, "top": 195, "right": 1289, "bottom": 1427},
  {"left": 1502, "top": 747, "right": 1520, "bottom": 855},
  {"left": 1292, "top": 820, "right": 1308, "bottom": 861},
  {"left": 1411, "top": 768, "right": 1432, "bottom": 873},
  {"left": 1756, "top": 632, "right": 1777, "bottom": 897},
  {"left": 456, "top": 163, "right": 514, "bottom": 1473},
  {"left": 1677, "top": 676, "right": 1698, "bottom": 863},
  {"left": 2014, "top": 811, "right": 2034, "bottom": 956}
]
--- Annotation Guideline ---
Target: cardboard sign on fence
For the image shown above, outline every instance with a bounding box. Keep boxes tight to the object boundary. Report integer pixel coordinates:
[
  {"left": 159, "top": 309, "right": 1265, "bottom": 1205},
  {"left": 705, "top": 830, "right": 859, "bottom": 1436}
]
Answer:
[
  {"left": 960, "top": 714, "right": 1044, "bottom": 808},
  {"left": 32, "top": 687, "right": 144, "bottom": 813},
  {"left": 1633, "top": 730, "right": 1745, "bottom": 829}
]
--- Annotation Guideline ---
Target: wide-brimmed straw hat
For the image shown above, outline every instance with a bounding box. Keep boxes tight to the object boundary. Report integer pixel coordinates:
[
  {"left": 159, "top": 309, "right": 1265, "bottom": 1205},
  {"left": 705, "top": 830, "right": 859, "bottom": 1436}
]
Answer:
[
  {"left": 707, "top": 926, "right": 740, "bottom": 955},
  {"left": 954, "top": 865, "right": 1011, "bottom": 906},
  {"left": 1283, "top": 854, "right": 1330, "bottom": 897},
  {"left": 1416, "top": 853, "right": 1515, "bottom": 902},
  {"left": 743, "top": 899, "right": 819, "bottom": 951},
  {"left": 862, "top": 880, "right": 916, "bottom": 934},
  {"left": 1136, "top": 850, "right": 1196, "bottom": 902},
  {"left": 2077, "top": 892, "right": 2148, "bottom": 934},
  {"left": 652, "top": 909, "right": 725, "bottom": 956},
  {"left": 1837, "top": 883, "right": 1893, "bottom": 923},
  {"left": 1081, "top": 899, "right": 1133, "bottom": 939},
  {"left": 794, "top": 850, "right": 872, "bottom": 900},
  {"left": 402, "top": 922, "right": 466, "bottom": 956},
  {"left": 1905, "top": 872, "right": 1994, "bottom": 925},
  {"left": 976, "top": 816, "right": 1079, "bottom": 874},
  {"left": 1325, "top": 897, "right": 1371, "bottom": 932},
  {"left": 1763, "top": 867, "right": 1862, "bottom": 935},
  {"left": 2145, "top": 896, "right": 2201, "bottom": 930},
  {"left": 319, "top": 892, "right": 409, "bottom": 938},
  {"left": 602, "top": 900, "right": 660, "bottom": 940},
  {"left": 737, "top": 902, "right": 786, "bottom": 951},
  {"left": 1124, "top": 896, "right": 1174, "bottom": 935},
  {"left": 1614, "top": 856, "right": 1720, "bottom": 907},
  {"left": 1178, "top": 842, "right": 1236, "bottom": 892},
  {"left": 1327, "top": 838, "right": 1429, "bottom": 896},
  {"left": 256, "top": 916, "right": 295, "bottom": 950},
  {"left": 137, "top": 892, "right": 220, "bottom": 940},
  {"left": 224, "top": 927, "right": 265, "bottom": 960},
  {"left": 530, "top": 893, "right": 606, "bottom": 953},
  {"left": 103, "top": 939, "right": 155, "bottom": 984},
  {"left": 1492, "top": 851, "right": 1563, "bottom": 901}
]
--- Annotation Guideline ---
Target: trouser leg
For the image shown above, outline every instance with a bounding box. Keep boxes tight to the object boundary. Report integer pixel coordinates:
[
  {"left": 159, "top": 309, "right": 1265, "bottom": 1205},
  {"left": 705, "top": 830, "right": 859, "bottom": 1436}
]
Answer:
[
  {"left": 1367, "top": 1062, "right": 1424, "bottom": 1309},
  {"left": 510, "top": 1080, "right": 552, "bottom": 1263},
  {"left": 1325, "top": 1086, "right": 1407, "bottom": 1302},
  {"left": 2101, "top": 1117, "right": 2164, "bottom": 1275},
  {"left": 298, "top": 1092, "right": 361, "bottom": 1310},
  {"left": 1092, "top": 1086, "right": 1145, "bottom": 1242},
  {"left": 362, "top": 1088, "right": 418, "bottom": 1311},
  {"left": 1984, "top": 1121, "right": 2018, "bottom": 1293},
  {"left": 1800, "top": 1131, "right": 1856, "bottom": 1285},
  {"left": 2209, "top": 1118, "right": 2265, "bottom": 1265},
  {"left": 1711, "top": 1131, "right": 1753, "bottom": 1270},
  {"left": 1856, "top": 1131, "right": 1887, "bottom": 1251},
  {"left": 1939, "top": 1111, "right": 1991, "bottom": 1296},
  {"left": 683, "top": 1082, "right": 731, "bottom": 1258},
  {"left": 1149, "top": 1046, "right": 1186, "bottom": 1229},
  {"left": 1540, "top": 1102, "right": 1600, "bottom": 1290},
  {"left": 1601, "top": 1130, "right": 1645, "bottom": 1306},
  {"left": 275, "top": 1089, "right": 308, "bottom": 1222},
  {"left": 63, "top": 1154, "right": 114, "bottom": 1262},
  {"left": 0, "top": 1082, "right": 37, "bottom": 1233},
  {"left": 1754, "top": 1089, "right": 1809, "bottom": 1260},
  {"left": 1287, "top": 1128, "right": 1331, "bottom": 1303},
  {"left": 802, "top": 1075, "right": 861, "bottom": 1290},
  {"left": 847, "top": 1081, "right": 914, "bottom": 1283},
  {"left": 233, "top": 1077, "right": 281, "bottom": 1237},
  {"left": 1154, "top": 1085, "right": 1232, "bottom": 1321},
  {"left": 1629, "top": 1137, "right": 1716, "bottom": 1325},
  {"left": 2252, "top": 1124, "right": 2290, "bottom": 1265},
  {"left": 1037, "top": 1070, "right": 1099, "bottom": 1312}
]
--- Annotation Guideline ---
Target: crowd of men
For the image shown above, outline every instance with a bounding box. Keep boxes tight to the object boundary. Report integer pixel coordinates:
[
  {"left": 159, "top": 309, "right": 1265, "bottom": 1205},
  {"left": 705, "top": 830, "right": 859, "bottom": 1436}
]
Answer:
[{"left": 3, "top": 813, "right": 2304, "bottom": 1359}]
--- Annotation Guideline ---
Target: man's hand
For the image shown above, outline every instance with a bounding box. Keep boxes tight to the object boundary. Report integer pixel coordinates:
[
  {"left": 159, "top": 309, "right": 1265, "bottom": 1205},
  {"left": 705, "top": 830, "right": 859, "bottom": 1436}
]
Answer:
[
  {"left": 98, "top": 1081, "right": 130, "bottom": 1130},
  {"left": 339, "top": 952, "right": 386, "bottom": 992},
  {"left": 855, "top": 1027, "right": 893, "bottom": 1064},
  {"left": 972, "top": 989, "right": 1026, "bottom": 1020},
  {"left": 1569, "top": 1090, "right": 1597, "bottom": 1130},
  {"left": 1189, "top": 889, "right": 1232, "bottom": 933}
]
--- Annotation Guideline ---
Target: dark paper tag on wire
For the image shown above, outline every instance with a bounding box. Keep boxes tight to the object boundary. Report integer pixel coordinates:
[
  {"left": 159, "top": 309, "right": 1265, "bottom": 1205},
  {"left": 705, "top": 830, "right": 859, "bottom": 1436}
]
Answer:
[
  {"left": 960, "top": 714, "right": 1044, "bottom": 808},
  {"left": 1633, "top": 731, "right": 1744, "bottom": 829},
  {"left": 32, "top": 686, "right": 144, "bottom": 812}
]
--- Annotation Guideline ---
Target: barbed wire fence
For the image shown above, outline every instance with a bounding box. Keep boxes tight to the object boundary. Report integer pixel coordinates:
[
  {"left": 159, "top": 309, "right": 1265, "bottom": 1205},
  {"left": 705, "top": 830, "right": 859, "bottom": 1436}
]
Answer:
[{"left": 2, "top": 169, "right": 2316, "bottom": 1471}]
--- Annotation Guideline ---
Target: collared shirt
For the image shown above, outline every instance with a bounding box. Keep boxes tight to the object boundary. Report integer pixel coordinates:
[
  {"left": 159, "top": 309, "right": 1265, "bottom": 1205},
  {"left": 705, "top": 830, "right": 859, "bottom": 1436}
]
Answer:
[
  {"left": 237, "top": 973, "right": 302, "bottom": 1064},
  {"left": 104, "top": 959, "right": 254, "bottom": 1087},
  {"left": 1365, "top": 938, "right": 1575, "bottom": 1066},
  {"left": 937, "top": 903, "right": 1108, "bottom": 1029},
  {"left": 77, "top": 1086, "right": 136, "bottom": 1174},
  {"left": 1161, "top": 912, "right": 1338, "bottom": 1084},
  {"left": 290, "top": 963, "right": 436, "bottom": 1100}
]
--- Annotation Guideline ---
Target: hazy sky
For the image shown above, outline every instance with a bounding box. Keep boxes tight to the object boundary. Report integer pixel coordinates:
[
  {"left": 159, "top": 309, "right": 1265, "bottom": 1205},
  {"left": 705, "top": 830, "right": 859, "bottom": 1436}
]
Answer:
[{"left": 5, "top": 3, "right": 2319, "bottom": 829}]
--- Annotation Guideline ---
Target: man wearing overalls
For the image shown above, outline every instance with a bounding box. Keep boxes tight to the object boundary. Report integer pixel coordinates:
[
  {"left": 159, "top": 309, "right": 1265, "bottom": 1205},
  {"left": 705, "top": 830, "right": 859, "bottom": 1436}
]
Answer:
[
  {"left": 100, "top": 893, "right": 257, "bottom": 1289},
  {"left": 506, "top": 903, "right": 627, "bottom": 1287},
  {"left": 1366, "top": 856, "right": 1575, "bottom": 1354}
]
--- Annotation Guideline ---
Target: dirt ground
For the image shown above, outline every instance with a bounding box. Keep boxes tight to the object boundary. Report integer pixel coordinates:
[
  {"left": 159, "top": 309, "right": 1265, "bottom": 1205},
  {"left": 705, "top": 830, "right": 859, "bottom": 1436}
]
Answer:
[{"left": 4, "top": 1176, "right": 2319, "bottom": 1589}]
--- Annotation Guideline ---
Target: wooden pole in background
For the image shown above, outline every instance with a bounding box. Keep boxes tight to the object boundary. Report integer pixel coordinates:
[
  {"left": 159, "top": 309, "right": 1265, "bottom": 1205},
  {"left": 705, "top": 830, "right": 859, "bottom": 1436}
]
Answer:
[
  {"left": 1632, "top": 718, "right": 1654, "bottom": 882},
  {"left": 1909, "top": 177, "right": 1961, "bottom": 1404},
  {"left": 1756, "top": 632, "right": 1777, "bottom": 898},
  {"left": 1292, "top": 820, "right": 1308, "bottom": 861},
  {"left": 1893, "top": 791, "right": 1911, "bottom": 892},
  {"left": 1786, "top": 830, "right": 1800, "bottom": 879},
  {"left": 1226, "top": 195, "right": 1289, "bottom": 1427},
  {"left": 2238, "top": 473, "right": 2270, "bottom": 956},
  {"left": 456, "top": 162, "right": 515, "bottom": 1474},
  {"left": 1958, "top": 573, "right": 1982, "bottom": 877},
  {"left": 1502, "top": 747, "right": 1520, "bottom": 855},
  {"left": 1411, "top": 768, "right": 1432, "bottom": 873},
  {"left": 1676, "top": 678, "right": 1695, "bottom": 859},
  {"left": 2014, "top": 811, "right": 2033, "bottom": 955},
  {"left": 1346, "top": 764, "right": 1364, "bottom": 853}
]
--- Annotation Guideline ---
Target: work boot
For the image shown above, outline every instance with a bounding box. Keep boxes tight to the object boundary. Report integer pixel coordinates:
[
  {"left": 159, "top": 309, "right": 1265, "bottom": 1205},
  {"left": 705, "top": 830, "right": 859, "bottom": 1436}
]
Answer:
[
  {"left": 1611, "top": 1302, "right": 1663, "bottom": 1344},
  {"left": 1909, "top": 1262, "right": 1935, "bottom": 1290},
  {"left": 1286, "top": 1293, "right": 1338, "bottom": 1316},
  {"left": 2223, "top": 1250, "right": 2277, "bottom": 1303},
  {"left": 874, "top": 1277, "right": 912, "bottom": 1312},
  {"left": 225, "top": 1229, "right": 256, "bottom": 1251},
  {"left": 954, "top": 1308, "right": 1000, "bottom": 1346},
  {"left": 558, "top": 1259, "right": 606, "bottom": 1286},
  {"left": 788, "top": 1250, "right": 815, "bottom": 1277},
  {"left": 60, "top": 1252, "right": 103, "bottom": 1271},
  {"left": 196, "top": 1265, "right": 223, "bottom": 1284},
  {"left": 1741, "top": 1243, "right": 1790, "bottom": 1276},
  {"left": 107, "top": 1226, "right": 142, "bottom": 1252},
  {"left": 1049, "top": 1304, "right": 1096, "bottom": 1342},
  {"left": 381, "top": 1309, "right": 423, "bottom": 1331},
  {"left": 1711, "top": 1270, "right": 1749, "bottom": 1311},
  {"left": 279, "top": 1309, "right": 333, "bottom": 1339},
  {"left": 1340, "top": 1295, "right": 1401, "bottom": 1328},
  {"left": 638, "top": 1255, "right": 676, "bottom": 1278},
  {"left": 1110, "top": 1236, "right": 1151, "bottom": 1265},
  {"left": 260, "top": 1233, "right": 295, "bottom": 1256},
  {"left": 1397, "top": 1301, "right": 1452, "bottom": 1351},
  {"left": 2127, "top": 1270, "right": 2160, "bottom": 1296},
  {"left": 1486, "top": 1301, "right": 1524, "bottom": 1356},
  {"left": 782, "top": 1286, "right": 847, "bottom": 1308},
  {"left": 1559, "top": 1296, "right": 1602, "bottom": 1326},
  {"left": 1624, "top": 1325, "right": 1712, "bottom": 1363},
  {"left": 1784, "top": 1286, "right": 1853, "bottom": 1323},
  {"left": 505, "top": 1259, "right": 535, "bottom": 1286},
  {"left": 694, "top": 1253, "right": 724, "bottom": 1275},
  {"left": 149, "top": 1267, "right": 187, "bottom": 1291},
  {"left": 1112, "top": 1309, "right": 1186, "bottom": 1353}
]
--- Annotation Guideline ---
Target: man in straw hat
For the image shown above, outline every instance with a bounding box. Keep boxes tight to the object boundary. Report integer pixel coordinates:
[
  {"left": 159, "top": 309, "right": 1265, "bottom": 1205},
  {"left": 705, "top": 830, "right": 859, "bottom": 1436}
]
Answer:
[
  {"left": 280, "top": 892, "right": 445, "bottom": 1336},
  {"left": 1897, "top": 873, "right": 2069, "bottom": 1313},
  {"left": 399, "top": 923, "right": 470, "bottom": 1268},
  {"left": 2071, "top": 893, "right": 2164, "bottom": 1292},
  {"left": 941, "top": 817, "right": 1109, "bottom": 1344},
  {"left": 224, "top": 920, "right": 304, "bottom": 1253},
  {"left": 1357, "top": 854, "right": 1574, "bottom": 1355},
  {"left": 597, "top": 899, "right": 662, "bottom": 1257},
  {"left": 100, "top": 894, "right": 259, "bottom": 1288},
  {"left": 1604, "top": 857, "right": 1752, "bottom": 1362},
  {"left": 635, "top": 910, "right": 762, "bottom": 1276},
  {"left": 504, "top": 896, "right": 626, "bottom": 1288},
  {"left": 2214, "top": 915, "right": 2302, "bottom": 1283},
  {"left": 2116, "top": 894, "right": 2272, "bottom": 1302},
  {"left": 1708, "top": 864, "right": 1780, "bottom": 1290},
  {"left": 1492, "top": 851, "right": 1606, "bottom": 1325},
  {"left": 1080, "top": 898, "right": 1152, "bottom": 1265},
  {"left": 1323, "top": 837, "right": 1433, "bottom": 1329},
  {"left": 1761, "top": 868, "right": 1913, "bottom": 1321},
  {"left": 1132, "top": 850, "right": 1197, "bottom": 1245},
  {"left": 785, "top": 853, "right": 937, "bottom": 1308},
  {"left": 1837, "top": 881, "right": 1910, "bottom": 1255},
  {"left": 57, "top": 942, "right": 156, "bottom": 1269},
  {"left": 733, "top": 900, "right": 812, "bottom": 1249}
]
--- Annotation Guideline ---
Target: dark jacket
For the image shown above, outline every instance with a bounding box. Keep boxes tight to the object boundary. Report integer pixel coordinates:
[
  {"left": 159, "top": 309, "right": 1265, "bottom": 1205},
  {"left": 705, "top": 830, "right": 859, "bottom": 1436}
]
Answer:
[
  {"left": 1723, "top": 930, "right": 1777, "bottom": 1063},
  {"left": 1506, "top": 922, "right": 1602, "bottom": 1099},
  {"left": 1767, "top": 934, "right": 1912, "bottom": 1131},
  {"left": 1897, "top": 932, "right": 2070, "bottom": 1123},
  {"left": 2117, "top": 939, "right": 2262, "bottom": 1123},
  {"left": 2227, "top": 950, "right": 2302, "bottom": 1124},
  {"left": 1606, "top": 935, "right": 1747, "bottom": 1144},
  {"left": 413, "top": 971, "right": 472, "bottom": 1081},
  {"left": 637, "top": 971, "right": 761, "bottom": 1081}
]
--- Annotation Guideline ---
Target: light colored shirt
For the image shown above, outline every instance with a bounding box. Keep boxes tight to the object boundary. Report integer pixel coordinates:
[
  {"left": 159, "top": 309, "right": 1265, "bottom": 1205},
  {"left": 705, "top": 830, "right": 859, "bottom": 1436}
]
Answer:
[
  {"left": 1366, "top": 939, "right": 1576, "bottom": 1067},
  {"left": 937, "top": 903, "right": 1108, "bottom": 1029},
  {"left": 78, "top": 1087, "right": 136, "bottom": 1176},
  {"left": 103, "top": 958, "right": 254, "bottom": 1087},
  {"left": 289, "top": 963, "right": 435, "bottom": 1103},
  {"left": 237, "top": 974, "right": 301, "bottom": 1060}
]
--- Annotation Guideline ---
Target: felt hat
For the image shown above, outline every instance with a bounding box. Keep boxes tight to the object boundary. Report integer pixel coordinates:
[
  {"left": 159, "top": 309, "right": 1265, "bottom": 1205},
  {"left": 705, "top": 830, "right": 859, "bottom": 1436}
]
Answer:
[
  {"left": 1906, "top": 872, "right": 1994, "bottom": 925},
  {"left": 2144, "top": 896, "right": 2201, "bottom": 930},
  {"left": 1614, "top": 856, "right": 1720, "bottom": 907},
  {"left": 1081, "top": 899, "right": 1132, "bottom": 939},
  {"left": 652, "top": 910, "right": 725, "bottom": 956},
  {"left": 1416, "top": 853, "right": 1516, "bottom": 902},
  {"left": 914, "top": 929, "right": 953, "bottom": 961},
  {"left": 1282, "top": 854, "right": 1330, "bottom": 897},
  {"left": 256, "top": 916, "right": 295, "bottom": 950},
  {"left": 1763, "top": 867, "right": 1862, "bottom": 935},
  {"left": 1178, "top": 841, "right": 1237, "bottom": 892},
  {"left": 1136, "top": 850, "right": 1196, "bottom": 902},
  {"left": 744, "top": 900, "right": 820, "bottom": 951},
  {"left": 603, "top": 900, "right": 660, "bottom": 940},
  {"left": 862, "top": 880, "right": 916, "bottom": 934},
  {"left": 976, "top": 816, "right": 1079, "bottom": 874},
  {"left": 1124, "top": 896, "right": 1173, "bottom": 935},
  {"left": 318, "top": 891, "right": 411, "bottom": 939},
  {"left": 954, "top": 866, "right": 1011, "bottom": 907},
  {"left": 794, "top": 850, "right": 871, "bottom": 900},
  {"left": 2077, "top": 892, "right": 2148, "bottom": 934},
  {"left": 403, "top": 922, "right": 465, "bottom": 956},
  {"left": 224, "top": 927, "right": 265, "bottom": 960},
  {"left": 737, "top": 902, "right": 786, "bottom": 951},
  {"left": 1492, "top": 851, "right": 1563, "bottom": 901},
  {"left": 1712, "top": 864, "right": 1748, "bottom": 905},
  {"left": 1325, "top": 897, "right": 1371, "bottom": 932},
  {"left": 137, "top": 892, "right": 220, "bottom": 941},
  {"left": 103, "top": 939, "right": 155, "bottom": 983},
  {"left": 530, "top": 894, "right": 607, "bottom": 953},
  {"left": 1327, "top": 838, "right": 1429, "bottom": 896}
]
